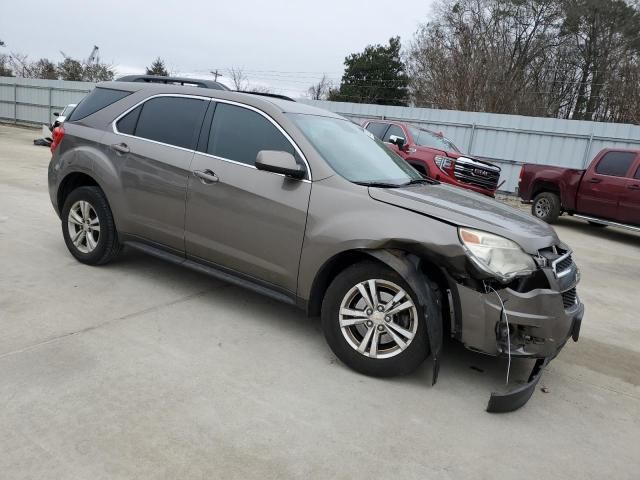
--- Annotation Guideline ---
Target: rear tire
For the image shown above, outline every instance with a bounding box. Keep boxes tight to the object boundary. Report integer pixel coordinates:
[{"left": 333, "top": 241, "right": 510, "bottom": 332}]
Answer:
[
  {"left": 321, "top": 261, "right": 430, "bottom": 377},
  {"left": 532, "top": 192, "right": 561, "bottom": 223},
  {"left": 61, "top": 186, "right": 121, "bottom": 265}
]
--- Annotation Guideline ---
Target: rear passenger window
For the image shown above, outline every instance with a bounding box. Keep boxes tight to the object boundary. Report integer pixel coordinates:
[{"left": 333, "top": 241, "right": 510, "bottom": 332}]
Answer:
[
  {"left": 207, "top": 103, "right": 295, "bottom": 165},
  {"left": 595, "top": 152, "right": 636, "bottom": 177},
  {"left": 134, "top": 97, "right": 207, "bottom": 149},
  {"left": 68, "top": 88, "right": 132, "bottom": 121},
  {"left": 383, "top": 125, "right": 405, "bottom": 142},
  {"left": 116, "top": 105, "right": 142, "bottom": 135},
  {"left": 366, "top": 122, "right": 389, "bottom": 139}
]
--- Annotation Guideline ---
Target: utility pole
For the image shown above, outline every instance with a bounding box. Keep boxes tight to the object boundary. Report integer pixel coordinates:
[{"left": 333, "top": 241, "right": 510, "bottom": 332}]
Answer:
[{"left": 210, "top": 69, "right": 222, "bottom": 82}]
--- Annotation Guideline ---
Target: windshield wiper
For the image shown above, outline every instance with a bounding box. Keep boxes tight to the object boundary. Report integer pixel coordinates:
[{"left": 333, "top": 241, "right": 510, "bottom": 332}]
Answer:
[
  {"left": 354, "top": 181, "right": 403, "bottom": 188},
  {"left": 402, "top": 177, "right": 439, "bottom": 186}
]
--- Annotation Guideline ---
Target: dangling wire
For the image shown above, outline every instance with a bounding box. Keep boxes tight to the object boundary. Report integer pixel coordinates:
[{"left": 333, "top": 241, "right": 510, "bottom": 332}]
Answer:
[{"left": 486, "top": 283, "right": 511, "bottom": 385}]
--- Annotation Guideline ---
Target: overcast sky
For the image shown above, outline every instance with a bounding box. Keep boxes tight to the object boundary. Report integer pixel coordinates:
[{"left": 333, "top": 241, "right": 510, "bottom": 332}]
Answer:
[{"left": 1, "top": 0, "right": 434, "bottom": 96}]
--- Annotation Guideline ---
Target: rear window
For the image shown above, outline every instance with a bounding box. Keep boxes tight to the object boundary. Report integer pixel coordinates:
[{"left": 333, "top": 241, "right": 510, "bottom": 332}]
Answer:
[
  {"left": 68, "top": 88, "right": 132, "bottom": 121},
  {"left": 595, "top": 151, "right": 636, "bottom": 177}
]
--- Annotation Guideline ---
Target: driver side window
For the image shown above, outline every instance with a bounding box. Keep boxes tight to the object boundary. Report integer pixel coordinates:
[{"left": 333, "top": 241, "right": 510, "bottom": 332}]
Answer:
[{"left": 382, "top": 125, "right": 405, "bottom": 143}]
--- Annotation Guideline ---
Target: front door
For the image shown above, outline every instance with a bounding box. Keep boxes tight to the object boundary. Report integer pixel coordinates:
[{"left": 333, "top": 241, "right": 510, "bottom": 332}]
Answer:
[
  {"left": 185, "top": 102, "right": 311, "bottom": 294},
  {"left": 577, "top": 150, "right": 637, "bottom": 221}
]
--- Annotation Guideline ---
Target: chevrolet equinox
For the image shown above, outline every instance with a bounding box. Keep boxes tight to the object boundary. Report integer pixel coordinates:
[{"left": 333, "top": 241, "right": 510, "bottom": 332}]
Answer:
[{"left": 48, "top": 80, "right": 584, "bottom": 412}]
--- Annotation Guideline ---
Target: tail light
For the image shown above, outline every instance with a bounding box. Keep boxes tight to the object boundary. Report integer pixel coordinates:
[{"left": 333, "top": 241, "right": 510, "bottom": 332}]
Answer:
[
  {"left": 434, "top": 155, "right": 456, "bottom": 176},
  {"left": 50, "top": 126, "right": 65, "bottom": 153},
  {"left": 518, "top": 165, "right": 524, "bottom": 184}
]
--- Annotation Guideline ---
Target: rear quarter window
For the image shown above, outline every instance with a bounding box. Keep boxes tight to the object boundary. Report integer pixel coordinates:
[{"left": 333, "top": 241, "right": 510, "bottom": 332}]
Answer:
[{"left": 68, "top": 88, "right": 132, "bottom": 121}]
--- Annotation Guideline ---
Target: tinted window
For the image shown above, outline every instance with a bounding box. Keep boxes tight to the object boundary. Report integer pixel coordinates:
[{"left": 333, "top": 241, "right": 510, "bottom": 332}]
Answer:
[
  {"left": 68, "top": 88, "right": 131, "bottom": 121},
  {"left": 289, "top": 114, "right": 421, "bottom": 185},
  {"left": 635, "top": 167, "right": 640, "bottom": 180},
  {"left": 208, "top": 103, "right": 295, "bottom": 165},
  {"left": 116, "top": 105, "right": 142, "bottom": 135},
  {"left": 595, "top": 151, "right": 636, "bottom": 177},
  {"left": 365, "top": 122, "right": 388, "bottom": 139},
  {"left": 135, "top": 97, "right": 207, "bottom": 149},
  {"left": 383, "top": 125, "right": 405, "bottom": 142}
]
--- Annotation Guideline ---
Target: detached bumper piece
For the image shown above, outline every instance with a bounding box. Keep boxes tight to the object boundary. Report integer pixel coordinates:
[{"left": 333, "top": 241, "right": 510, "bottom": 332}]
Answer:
[{"left": 486, "top": 358, "right": 547, "bottom": 413}]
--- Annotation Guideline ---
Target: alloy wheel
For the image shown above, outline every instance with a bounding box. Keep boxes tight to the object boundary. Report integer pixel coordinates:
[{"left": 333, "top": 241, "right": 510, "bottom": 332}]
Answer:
[
  {"left": 338, "top": 279, "right": 418, "bottom": 359},
  {"left": 67, "top": 200, "right": 100, "bottom": 254}
]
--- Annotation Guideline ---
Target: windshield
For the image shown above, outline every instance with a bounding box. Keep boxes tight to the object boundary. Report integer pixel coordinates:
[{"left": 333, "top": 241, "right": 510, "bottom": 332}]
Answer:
[
  {"left": 408, "top": 126, "right": 460, "bottom": 152},
  {"left": 289, "top": 114, "right": 422, "bottom": 185}
]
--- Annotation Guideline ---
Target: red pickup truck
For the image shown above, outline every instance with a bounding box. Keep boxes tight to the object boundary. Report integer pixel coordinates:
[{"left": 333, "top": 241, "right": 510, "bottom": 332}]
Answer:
[
  {"left": 519, "top": 149, "right": 640, "bottom": 228},
  {"left": 363, "top": 120, "right": 501, "bottom": 197}
]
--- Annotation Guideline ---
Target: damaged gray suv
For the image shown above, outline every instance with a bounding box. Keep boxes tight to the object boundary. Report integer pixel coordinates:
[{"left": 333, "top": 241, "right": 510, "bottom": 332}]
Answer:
[{"left": 48, "top": 79, "right": 583, "bottom": 412}]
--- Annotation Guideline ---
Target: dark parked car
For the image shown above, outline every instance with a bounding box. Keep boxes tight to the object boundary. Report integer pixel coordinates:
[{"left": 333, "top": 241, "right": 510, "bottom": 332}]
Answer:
[
  {"left": 364, "top": 120, "right": 502, "bottom": 197},
  {"left": 48, "top": 79, "right": 583, "bottom": 412},
  {"left": 519, "top": 149, "right": 640, "bottom": 229}
]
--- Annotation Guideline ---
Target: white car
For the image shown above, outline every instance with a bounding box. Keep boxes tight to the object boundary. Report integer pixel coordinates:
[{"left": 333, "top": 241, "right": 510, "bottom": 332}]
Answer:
[{"left": 50, "top": 103, "right": 77, "bottom": 131}]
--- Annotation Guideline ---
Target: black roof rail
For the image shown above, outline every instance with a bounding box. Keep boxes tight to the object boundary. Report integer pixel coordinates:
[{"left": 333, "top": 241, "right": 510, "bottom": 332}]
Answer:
[
  {"left": 236, "top": 91, "right": 296, "bottom": 102},
  {"left": 115, "top": 75, "right": 230, "bottom": 91}
]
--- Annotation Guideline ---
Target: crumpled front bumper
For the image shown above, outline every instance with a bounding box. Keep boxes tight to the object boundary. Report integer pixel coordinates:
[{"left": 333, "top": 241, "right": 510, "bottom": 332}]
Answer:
[{"left": 454, "top": 261, "right": 583, "bottom": 412}]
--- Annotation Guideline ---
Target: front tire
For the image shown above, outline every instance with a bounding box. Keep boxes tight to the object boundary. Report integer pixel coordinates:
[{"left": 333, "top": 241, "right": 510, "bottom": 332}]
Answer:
[
  {"left": 61, "top": 186, "right": 121, "bottom": 265},
  {"left": 321, "top": 261, "right": 429, "bottom": 377},
  {"left": 532, "top": 192, "right": 561, "bottom": 223}
]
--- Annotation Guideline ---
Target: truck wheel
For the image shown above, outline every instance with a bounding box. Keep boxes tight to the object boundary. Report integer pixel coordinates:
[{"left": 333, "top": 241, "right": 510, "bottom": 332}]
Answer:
[
  {"left": 61, "top": 186, "right": 121, "bottom": 265},
  {"left": 321, "top": 261, "right": 429, "bottom": 377},
  {"left": 532, "top": 192, "right": 561, "bottom": 223}
]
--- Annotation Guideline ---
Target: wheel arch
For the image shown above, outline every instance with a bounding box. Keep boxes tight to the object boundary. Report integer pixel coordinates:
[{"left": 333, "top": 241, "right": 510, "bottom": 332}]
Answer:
[
  {"left": 56, "top": 171, "right": 103, "bottom": 213},
  {"left": 532, "top": 181, "right": 561, "bottom": 202},
  {"left": 306, "top": 247, "right": 450, "bottom": 321}
]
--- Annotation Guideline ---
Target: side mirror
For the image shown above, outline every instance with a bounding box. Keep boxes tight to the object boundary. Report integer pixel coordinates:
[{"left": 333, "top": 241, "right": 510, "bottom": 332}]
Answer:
[
  {"left": 389, "top": 135, "right": 406, "bottom": 149},
  {"left": 53, "top": 112, "right": 60, "bottom": 117},
  {"left": 255, "top": 150, "right": 306, "bottom": 179}
]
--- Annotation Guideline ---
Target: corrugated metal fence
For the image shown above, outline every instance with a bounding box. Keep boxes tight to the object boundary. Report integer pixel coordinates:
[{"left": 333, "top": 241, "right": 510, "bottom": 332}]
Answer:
[
  {"left": 0, "top": 76, "right": 92, "bottom": 126},
  {"left": 2, "top": 76, "right": 640, "bottom": 193}
]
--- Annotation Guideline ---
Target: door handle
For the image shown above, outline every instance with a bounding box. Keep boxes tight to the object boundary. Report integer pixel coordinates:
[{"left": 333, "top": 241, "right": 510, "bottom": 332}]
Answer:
[
  {"left": 193, "top": 169, "right": 219, "bottom": 185},
  {"left": 110, "top": 143, "right": 130, "bottom": 154},
  {"left": 628, "top": 184, "right": 640, "bottom": 190},
  {"left": 587, "top": 178, "right": 602, "bottom": 184}
]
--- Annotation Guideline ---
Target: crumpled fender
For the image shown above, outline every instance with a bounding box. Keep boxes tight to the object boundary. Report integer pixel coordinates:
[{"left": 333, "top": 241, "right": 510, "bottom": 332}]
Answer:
[{"left": 364, "top": 250, "right": 443, "bottom": 385}]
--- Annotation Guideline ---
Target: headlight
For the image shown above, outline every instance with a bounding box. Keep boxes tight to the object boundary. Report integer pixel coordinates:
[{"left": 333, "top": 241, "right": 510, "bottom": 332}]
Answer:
[
  {"left": 434, "top": 155, "right": 453, "bottom": 172},
  {"left": 459, "top": 228, "right": 536, "bottom": 282}
]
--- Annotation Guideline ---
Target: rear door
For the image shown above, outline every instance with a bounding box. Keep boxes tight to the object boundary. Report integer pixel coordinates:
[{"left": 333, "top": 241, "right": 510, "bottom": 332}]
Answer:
[
  {"left": 103, "top": 94, "right": 208, "bottom": 251},
  {"left": 618, "top": 159, "right": 640, "bottom": 225},
  {"left": 184, "top": 101, "right": 311, "bottom": 294},
  {"left": 577, "top": 151, "right": 637, "bottom": 221}
]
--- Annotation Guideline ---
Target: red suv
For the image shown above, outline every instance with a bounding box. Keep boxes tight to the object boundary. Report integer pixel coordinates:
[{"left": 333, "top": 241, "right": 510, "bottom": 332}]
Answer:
[{"left": 364, "top": 120, "right": 501, "bottom": 197}]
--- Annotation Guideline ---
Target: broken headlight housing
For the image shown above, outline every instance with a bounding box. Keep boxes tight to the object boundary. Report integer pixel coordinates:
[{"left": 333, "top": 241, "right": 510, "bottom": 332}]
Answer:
[{"left": 459, "top": 228, "right": 536, "bottom": 283}]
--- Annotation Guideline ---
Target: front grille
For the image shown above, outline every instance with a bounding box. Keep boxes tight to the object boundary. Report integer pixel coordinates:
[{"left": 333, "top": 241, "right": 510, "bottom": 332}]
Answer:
[
  {"left": 555, "top": 254, "right": 573, "bottom": 274},
  {"left": 562, "top": 288, "right": 578, "bottom": 310},
  {"left": 454, "top": 157, "right": 501, "bottom": 190}
]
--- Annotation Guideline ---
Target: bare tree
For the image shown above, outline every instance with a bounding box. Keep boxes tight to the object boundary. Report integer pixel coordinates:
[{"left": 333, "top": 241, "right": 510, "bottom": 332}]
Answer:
[
  {"left": 227, "top": 67, "right": 249, "bottom": 91},
  {"left": 307, "top": 74, "right": 332, "bottom": 100}
]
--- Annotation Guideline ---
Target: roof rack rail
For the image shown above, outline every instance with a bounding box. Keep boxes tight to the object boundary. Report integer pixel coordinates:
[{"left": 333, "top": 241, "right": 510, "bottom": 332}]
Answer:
[
  {"left": 236, "top": 91, "right": 296, "bottom": 102},
  {"left": 115, "top": 75, "right": 230, "bottom": 91}
]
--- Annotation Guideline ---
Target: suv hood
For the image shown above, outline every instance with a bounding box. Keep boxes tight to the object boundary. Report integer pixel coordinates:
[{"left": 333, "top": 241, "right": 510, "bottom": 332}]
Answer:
[{"left": 369, "top": 183, "right": 558, "bottom": 253}]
